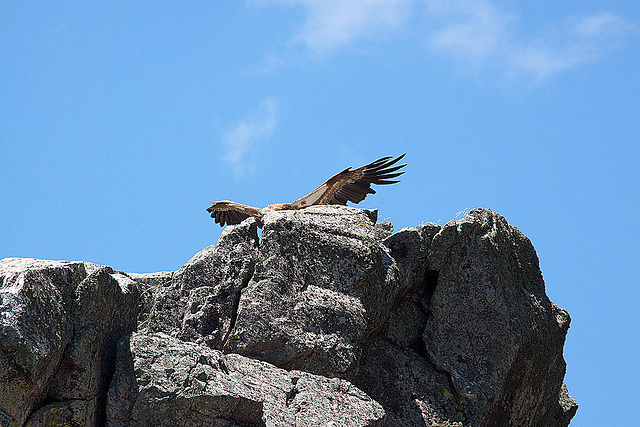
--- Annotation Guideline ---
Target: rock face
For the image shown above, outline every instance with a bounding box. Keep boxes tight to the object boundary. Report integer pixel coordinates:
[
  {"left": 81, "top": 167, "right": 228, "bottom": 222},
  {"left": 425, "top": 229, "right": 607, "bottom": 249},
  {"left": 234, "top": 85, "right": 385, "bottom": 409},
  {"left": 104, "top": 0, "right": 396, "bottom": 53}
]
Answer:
[
  {"left": 0, "top": 206, "right": 578, "bottom": 426},
  {"left": 0, "top": 259, "right": 139, "bottom": 426},
  {"left": 106, "top": 332, "right": 385, "bottom": 426}
]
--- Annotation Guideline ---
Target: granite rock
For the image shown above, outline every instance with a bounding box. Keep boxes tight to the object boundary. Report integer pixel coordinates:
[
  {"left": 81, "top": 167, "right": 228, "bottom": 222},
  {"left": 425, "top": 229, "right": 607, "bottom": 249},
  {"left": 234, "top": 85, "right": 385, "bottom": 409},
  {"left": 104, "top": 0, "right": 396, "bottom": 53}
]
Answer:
[{"left": 0, "top": 206, "right": 577, "bottom": 426}]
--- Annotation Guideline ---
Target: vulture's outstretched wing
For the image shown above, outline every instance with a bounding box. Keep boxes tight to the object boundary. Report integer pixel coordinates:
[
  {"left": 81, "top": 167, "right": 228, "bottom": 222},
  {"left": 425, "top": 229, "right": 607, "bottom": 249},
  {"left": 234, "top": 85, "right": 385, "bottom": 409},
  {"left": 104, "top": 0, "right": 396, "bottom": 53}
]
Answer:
[
  {"left": 208, "top": 155, "right": 406, "bottom": 227},
  {"left": 291, "top": 154, "right": 406, "bottom": 208},
  {"left": 206, "top": 200, "right": 262, "bottom": 227}
]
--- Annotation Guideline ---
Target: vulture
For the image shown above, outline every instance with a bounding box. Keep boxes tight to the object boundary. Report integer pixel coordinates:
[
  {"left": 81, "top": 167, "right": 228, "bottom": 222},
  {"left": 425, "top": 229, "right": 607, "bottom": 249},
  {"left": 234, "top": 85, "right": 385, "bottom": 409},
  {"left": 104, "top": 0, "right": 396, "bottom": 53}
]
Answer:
[{"left": 207, "top": 154, "right": 406, "bottom": 227}]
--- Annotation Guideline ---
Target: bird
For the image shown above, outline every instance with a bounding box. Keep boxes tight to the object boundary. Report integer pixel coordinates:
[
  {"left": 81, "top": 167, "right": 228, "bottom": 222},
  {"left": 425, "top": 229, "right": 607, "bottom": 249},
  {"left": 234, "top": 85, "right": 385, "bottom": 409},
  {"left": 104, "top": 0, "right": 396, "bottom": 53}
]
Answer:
[{"left": 207, "top": 154, "right": 406, "bottom": 227}]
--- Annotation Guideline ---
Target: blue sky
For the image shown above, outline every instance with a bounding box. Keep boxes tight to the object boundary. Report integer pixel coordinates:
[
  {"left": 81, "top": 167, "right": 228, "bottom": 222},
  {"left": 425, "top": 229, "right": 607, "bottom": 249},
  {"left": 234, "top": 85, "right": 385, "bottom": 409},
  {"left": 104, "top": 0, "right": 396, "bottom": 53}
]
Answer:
[{"left": 1, "top": 2, "right": 638, "bottom": 425}]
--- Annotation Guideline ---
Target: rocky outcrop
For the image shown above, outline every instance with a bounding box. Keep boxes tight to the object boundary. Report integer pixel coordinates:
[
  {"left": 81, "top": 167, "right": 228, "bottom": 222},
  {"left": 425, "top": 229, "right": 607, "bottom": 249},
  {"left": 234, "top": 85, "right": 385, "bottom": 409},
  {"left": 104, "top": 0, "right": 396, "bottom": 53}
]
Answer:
[
  {"left": 0, "top": 259, "right": 138, "bottom": 426},
  {"left": 425, "top": 212, "right": 574, "bottom": 426},
  {"left": 0, "top": 206, "right": 577, "bottom": 426}
]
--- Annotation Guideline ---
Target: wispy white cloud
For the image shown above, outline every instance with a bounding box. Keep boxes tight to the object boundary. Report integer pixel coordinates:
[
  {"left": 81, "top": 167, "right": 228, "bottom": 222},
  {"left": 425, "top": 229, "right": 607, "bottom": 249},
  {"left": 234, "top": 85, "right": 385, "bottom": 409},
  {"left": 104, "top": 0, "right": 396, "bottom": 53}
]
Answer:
[
  {"left": 508, "top": 46, "right": 587, "bottom": 81},
  {"left": 510, "top": 12, "right": 636, "bottom": 81},
  {"left": 268, "top": 0, "right": 411, "bottom": 53},
  {"left": 571, "top": 11, "right": 635, "bottom": 39},
  {"left": 263, "top": 0, "right": 636, "bottom": 81},
  {"left": 426, "top": 0, "right": 512, "bottom": 61},
  {"left": 222, "top": 98, "right": 279, "bottom": 178},
  {"left": 424, "top": 1, "right": 637, "bottom": 81},
  {"left": 242, "top": 54, "right": 285, "bottom": 76}
]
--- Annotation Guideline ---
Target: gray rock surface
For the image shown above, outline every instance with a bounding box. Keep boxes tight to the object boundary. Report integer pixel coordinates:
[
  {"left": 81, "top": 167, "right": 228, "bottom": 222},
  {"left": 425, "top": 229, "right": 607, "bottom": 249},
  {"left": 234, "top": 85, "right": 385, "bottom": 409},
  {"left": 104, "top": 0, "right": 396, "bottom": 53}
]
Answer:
[
  {"left": 107, "top": 331, "right": 385, "bottom": 426},
  {"left": 425, "top": 209, "right": 577, "bottom": 426},
  {"left": 147, "top": 218, "right": 259, "bottom": 349},
  {"left": 0, "top": 258, "right": 140, "bottom": 426},
  {"left": 223, "top": 206, "right": 401, "bottom": 377},
  {"left": 127, "top": 271, "right": 172, "bottom": 326},
  {"left": 0, "top": 206, "right": 577, "bottom": 426},
  {"left": 1, "top": 259, "right": 83, "bottom": 426},
  {"left": 352, "top": 337, "right": 462, "bottom": 426}
]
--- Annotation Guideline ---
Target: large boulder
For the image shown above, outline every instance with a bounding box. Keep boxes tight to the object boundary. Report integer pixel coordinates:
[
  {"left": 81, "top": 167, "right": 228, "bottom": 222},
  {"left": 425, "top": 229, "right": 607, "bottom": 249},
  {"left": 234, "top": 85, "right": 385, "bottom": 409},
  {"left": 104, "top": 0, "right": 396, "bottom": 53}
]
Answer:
[
  {"left": 223, "top": 206, "right": 401, "bottom": 377},
  {"left": 106, "top": 331, "right": 385, "bottom": 426},
  {"left": 0, "top": 259, "right": 84, "bottom": 426},
  {"left": 425, "top": 209, "right": 577, "bottom": 425},
  {"left": 0, "top": 259, "right": 140, "bottom": 426},
  {"left": 148, "top": 206, "right": 401, "bottom": 379}
]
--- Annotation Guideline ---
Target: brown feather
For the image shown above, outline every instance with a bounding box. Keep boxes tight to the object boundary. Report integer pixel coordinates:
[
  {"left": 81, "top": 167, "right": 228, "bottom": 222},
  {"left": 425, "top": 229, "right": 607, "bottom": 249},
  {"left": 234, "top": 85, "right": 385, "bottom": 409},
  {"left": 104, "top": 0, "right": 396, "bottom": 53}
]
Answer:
[
  {"left": 322, "top": 154, "right": 406, "bottom": 205},
  {"left": 206, "top": 200, "right": 261, "bottom": 227}
]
